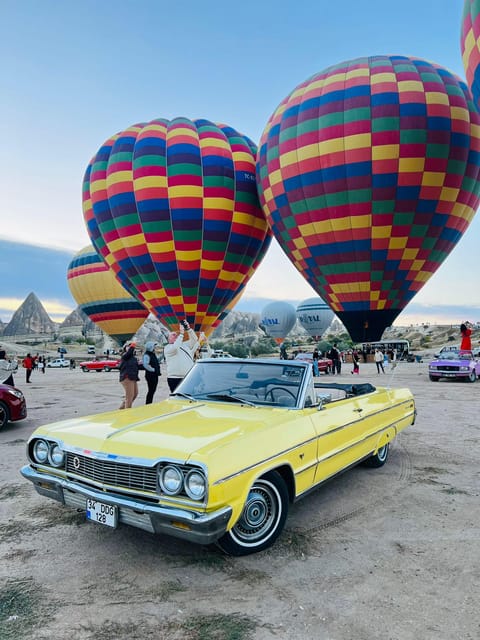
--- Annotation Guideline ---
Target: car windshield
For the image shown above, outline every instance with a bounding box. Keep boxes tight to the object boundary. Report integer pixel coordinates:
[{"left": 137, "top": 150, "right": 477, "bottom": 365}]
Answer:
[
  {"left": 442, "top": 351, "right": 472, "bottom": 361},
  {"left": 174, "top": 360, "right": 307, "bottom": 408}
]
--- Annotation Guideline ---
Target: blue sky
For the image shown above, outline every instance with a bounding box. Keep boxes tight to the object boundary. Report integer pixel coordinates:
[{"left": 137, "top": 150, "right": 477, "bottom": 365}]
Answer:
[{"left": 1, "top": 0, "right": 478, "bottom": 326}]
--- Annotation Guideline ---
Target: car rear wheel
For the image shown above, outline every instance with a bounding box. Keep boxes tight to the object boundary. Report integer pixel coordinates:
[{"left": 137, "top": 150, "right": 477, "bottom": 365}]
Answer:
[
  {"left": 0, "top": 401, "right": 10, "bottom": 430},
  {"left": 216, "top": 471, "right": 288, "bottom": 556},
  {"left": 103, "top": 366, "right": 111, "bottom": 372},
  {"left": 362, "top": 442, "right": 389, "bottom": 468}
]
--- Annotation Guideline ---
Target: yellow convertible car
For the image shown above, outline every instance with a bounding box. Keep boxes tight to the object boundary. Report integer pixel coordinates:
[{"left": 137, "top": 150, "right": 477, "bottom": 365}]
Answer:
[{"left": 21, "top": 359, "right": 415, "bottom": 555}]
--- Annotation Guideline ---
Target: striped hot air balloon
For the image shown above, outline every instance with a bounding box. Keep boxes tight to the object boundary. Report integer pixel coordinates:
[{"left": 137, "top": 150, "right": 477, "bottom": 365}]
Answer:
[
  {"left": 257, "top": 56, "right": 480, "bottom": 342},
  {"left": 461, "top": 0, "right": 480, "bottom": 108},
  {"left": 67, "top": 246, "right": 149, "bottom": 345},
  {"left": 83, "top": 118, "right": 272, "bottom": 337}
]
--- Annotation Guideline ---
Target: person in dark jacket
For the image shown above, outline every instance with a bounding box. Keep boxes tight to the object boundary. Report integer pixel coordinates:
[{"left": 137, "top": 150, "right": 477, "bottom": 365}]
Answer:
[
  {"left": 142, "top": 341, "right": 161, "bottom": 404},
  {"left": 118, "top": 342, "right": 139, "bottom": 409},
  {"left": 327, "top": 344, "right": 341, "bottom": 375}
]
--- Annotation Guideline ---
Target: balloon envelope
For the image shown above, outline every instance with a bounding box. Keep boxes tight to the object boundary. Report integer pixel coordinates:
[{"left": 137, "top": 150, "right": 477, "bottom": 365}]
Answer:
[
  {"left": 296, "top": 298, "right": 334, "bottom": 339},
  {"left": 257, "top": 56, "right": 480, "bottom": 342},
  {"left": 461, "top": 0, "right": 480, "bottom": 109},
  {"left": 67, "top": 246, "right": 149, "bottom": 345},
  {"left": 83, "top": 117, "right": 272, "bottom": 337},
  {"left": 261, "top": 301, "right": 297, "bottom": 343}
]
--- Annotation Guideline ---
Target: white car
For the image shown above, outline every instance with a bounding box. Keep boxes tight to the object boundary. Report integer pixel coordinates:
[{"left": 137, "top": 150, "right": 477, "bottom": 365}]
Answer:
[{"left": 46, "top": 359, "right": 70, "bottom": 368}]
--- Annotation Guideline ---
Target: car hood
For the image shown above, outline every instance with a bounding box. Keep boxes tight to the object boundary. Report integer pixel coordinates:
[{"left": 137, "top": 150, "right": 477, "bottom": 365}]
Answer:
[
  {"left": 430, "top": 358, "right": 472, "bottom": 365},
  {"left": 32, "top": 398, "right": 299, "bottom": 477}
]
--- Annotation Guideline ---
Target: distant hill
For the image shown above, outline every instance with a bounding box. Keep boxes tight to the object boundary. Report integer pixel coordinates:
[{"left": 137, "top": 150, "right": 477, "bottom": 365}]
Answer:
[{"left": 2, "top": 292, "right": 57, "bottom": 336}]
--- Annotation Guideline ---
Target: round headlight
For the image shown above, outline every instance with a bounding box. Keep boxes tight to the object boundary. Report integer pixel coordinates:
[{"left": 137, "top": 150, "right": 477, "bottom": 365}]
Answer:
[
  {"left": 185, "top": 470, "right": 206, "bottom": 501},
  {"left": 49, "top": 444, "right": 65, "bottom": 468},
  {"left": 159, "top": 465, "right": 183, "bottom": 495},
  {"left": 33, "top": 439, "right": 49, "bottom": 464}
]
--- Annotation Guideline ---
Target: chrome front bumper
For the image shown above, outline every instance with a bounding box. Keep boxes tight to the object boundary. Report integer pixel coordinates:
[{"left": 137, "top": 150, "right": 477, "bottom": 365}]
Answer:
[{"left": 20, "top": 465, "right": 232, "bottom": 545}]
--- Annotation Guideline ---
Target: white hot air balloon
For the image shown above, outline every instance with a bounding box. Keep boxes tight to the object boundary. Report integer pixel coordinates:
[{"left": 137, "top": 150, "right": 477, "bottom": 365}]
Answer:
[
  {"left": 261, "top": 301, "right": 297, "bottom": 344},
  {"left": 296, "top": 298, "right": 334, "bottom": 340}
]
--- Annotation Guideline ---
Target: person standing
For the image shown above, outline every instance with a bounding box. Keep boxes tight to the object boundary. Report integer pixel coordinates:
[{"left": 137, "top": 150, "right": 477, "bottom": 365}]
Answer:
[
  {"left": 164, "top": 320, "right": 199, "bottom": 393},
  {"left": 143, "top": 341, "right": 161, "bottom": 404},
  {"left": 0, "top": 350, "right": 18, "bottom": 386},
  {"left": 312, "top": 349, "right": 320, "bottom": 376},
  {"left": 351, "top": 350, "right": 360, "bottom": 375},
  {"left": 118, "top": 342, "right": 139, "bottom": 409},
  {"left": 22, "top": 353, "right": 34, "bottom": 383},
  {"left": 374, "top": 349, "right": 385, "bottom": 374},
  {"left": 328, "top": 344, "right": 341, "bottom": 375},
  {"left": 460, "top": 322, "right": 472, "bottom": 351}
]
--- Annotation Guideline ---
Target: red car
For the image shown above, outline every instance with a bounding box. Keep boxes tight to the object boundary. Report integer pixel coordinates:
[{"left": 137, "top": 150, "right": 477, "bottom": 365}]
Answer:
[
  {"left": 79, "top": 358, "right": 121, "bottom": 373},
  {"left": 294, "top": 352, "right": 333, "bottom": 373},
  {"left": 0, "top": 383, "right": 27, "bottom": 430}
]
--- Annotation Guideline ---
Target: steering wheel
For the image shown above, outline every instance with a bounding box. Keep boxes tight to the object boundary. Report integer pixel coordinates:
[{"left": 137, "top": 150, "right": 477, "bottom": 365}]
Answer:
[{"left": 265, "top": 387, "right": 297, "bottom": 403}]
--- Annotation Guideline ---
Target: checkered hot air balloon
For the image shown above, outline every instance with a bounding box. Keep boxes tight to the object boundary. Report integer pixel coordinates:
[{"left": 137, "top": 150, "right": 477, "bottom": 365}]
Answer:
[
  {"left": 461, "top": 0, "right": 480, "bottom": 109},
  {"left": 257, "top": 56, "right": 480, "bottom": 342},
  {"left": 67, "top": 246, "right": 149, "bottom": 345},
  {"left": 83, "top": 118, "right": 272, "bottom": 337}
]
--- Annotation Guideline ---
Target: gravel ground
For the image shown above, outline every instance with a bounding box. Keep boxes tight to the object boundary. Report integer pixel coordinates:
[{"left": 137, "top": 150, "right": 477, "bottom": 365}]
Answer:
[{"left": 1, "top": 360, "right": 479, "bottom": 640}]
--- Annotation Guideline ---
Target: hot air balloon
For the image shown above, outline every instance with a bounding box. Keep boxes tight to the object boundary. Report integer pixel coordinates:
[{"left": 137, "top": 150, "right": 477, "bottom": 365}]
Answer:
[
  {"left": 261, "top": 301, "right": 297, "bottom": 344},
  {"left": 296, "top": 298, "right": 334, "bottom": 339},
  {"left": 67, "top": 246, "right": 149, "bottom": 345},
  {"left": 83, "top": 118, "right": 272, "bottom": 337},
  {"left": 461, "top": 0, "right": 480, "bottom": 108},
  {"left": 257, "top": 56, "right": 480, "bottom": 342}
]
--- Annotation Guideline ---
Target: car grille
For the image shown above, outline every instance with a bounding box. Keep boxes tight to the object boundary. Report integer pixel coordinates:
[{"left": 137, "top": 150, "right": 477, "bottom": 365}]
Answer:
[
  {"left": 440, "top": 366, "right": 460, "bottom": 372},
  {"left": 66, "top": 453, "right": 158, "bottom": 493}
]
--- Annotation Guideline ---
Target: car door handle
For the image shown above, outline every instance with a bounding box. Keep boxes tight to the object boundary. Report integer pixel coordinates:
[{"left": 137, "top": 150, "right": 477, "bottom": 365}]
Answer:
[{"left": 353, "top": 408, "right": 363, "bottom": 413}]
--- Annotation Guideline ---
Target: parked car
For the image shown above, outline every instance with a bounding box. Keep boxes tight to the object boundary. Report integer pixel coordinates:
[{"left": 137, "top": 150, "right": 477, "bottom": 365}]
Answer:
[
  {"left": 428, "top": 350, "right": 480, "bottom": 382},
  {"left": 294, "top": 352, "right": 333, "bottom": 373},
  {"left": 87, "top": 346, "right": 96, "bottom": 354},
  {"left": 79, "top": 358, "right": 120, "bottom": 372},
  {"left": 0, "top": 383, "right": 27, "bottom": 430},
  {"left": 21, "top": 359, "right": 416, "bottom": 555},
  {"left": 46, "top": 359, "right": 70, "bottom": 368}
]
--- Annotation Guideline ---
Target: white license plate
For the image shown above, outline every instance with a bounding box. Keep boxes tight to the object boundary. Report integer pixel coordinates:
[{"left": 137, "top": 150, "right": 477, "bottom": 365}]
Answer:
[{"left": 86, "top": 498, "right": 117, "bottom": 528}]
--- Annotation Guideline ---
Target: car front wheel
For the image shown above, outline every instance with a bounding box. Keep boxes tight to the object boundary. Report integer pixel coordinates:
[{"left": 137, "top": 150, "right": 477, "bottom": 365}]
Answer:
[
  {"left": 103, "top": 366, "right": 111, "bottom": 372},
  {"left": 362, "top": 442, "right": 390, "bottom": 468},
  {"left": 429, "top": 375, "right": 438, "bottom": 382},
  {"left": 82, "top": 367, "right": 89, "bottom": 373},
  {"left": 216, "top": 471, "right": 289, "bottom": 556},
  {"left": 467, "top": 371, "right": 477, "bottom": 383},
  {"left": 0, "top": 401, "right": 10, "bottom": 430}
]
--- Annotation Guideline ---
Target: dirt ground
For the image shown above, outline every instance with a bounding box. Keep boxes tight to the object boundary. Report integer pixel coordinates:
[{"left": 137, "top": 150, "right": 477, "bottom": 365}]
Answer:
[{"left": 1, "top": 360, "right": 479, "bottom": 640}]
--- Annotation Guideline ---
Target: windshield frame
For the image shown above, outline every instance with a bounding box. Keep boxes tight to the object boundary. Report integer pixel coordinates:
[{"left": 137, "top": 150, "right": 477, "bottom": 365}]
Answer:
[{"left": 174, "top": 358, "right": 312, "bottom": 409}]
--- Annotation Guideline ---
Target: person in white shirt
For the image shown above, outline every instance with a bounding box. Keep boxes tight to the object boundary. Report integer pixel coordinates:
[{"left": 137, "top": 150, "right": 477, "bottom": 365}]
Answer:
[
  {"left": 164, "top": 321, "right": 199, "bottom": 392},
  {"left": 0, "top": 350, "right": 18, "bottom": 386},
  {"left": 374, "top": 349, "right": 385, "bottom": 374}
]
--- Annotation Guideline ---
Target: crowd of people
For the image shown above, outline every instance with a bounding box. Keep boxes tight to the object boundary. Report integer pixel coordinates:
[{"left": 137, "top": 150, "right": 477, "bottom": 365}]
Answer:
[
  {"left": 1, "top": 320, "right": 476, "bottom": 409},
  {"left": 117, "top": 320, "right": 211, "bottom": 409}
]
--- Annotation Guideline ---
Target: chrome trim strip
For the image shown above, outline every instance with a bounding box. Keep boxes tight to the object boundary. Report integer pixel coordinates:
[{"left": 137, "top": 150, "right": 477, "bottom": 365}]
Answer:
[
  {"left": 213, "top": 436, "right": 319, "bottom": 485},
  {"left": 214, "top": 406, "right": 415, "bottom": 486}
]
